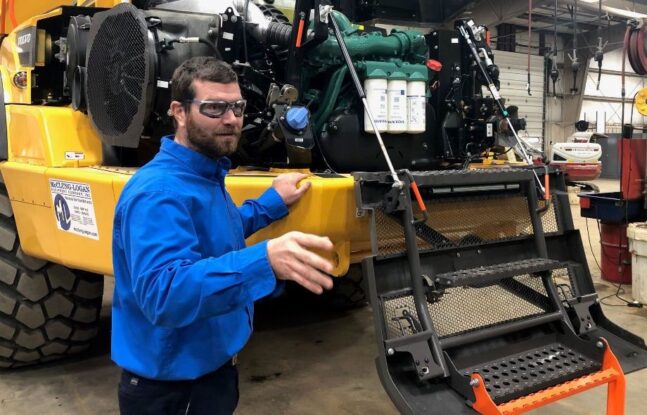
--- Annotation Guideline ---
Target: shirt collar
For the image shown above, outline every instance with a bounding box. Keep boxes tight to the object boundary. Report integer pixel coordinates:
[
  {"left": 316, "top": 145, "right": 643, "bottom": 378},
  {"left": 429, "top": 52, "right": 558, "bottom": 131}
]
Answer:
[{"left": 160, "top": 136, "right": 231, "bottom": 180}]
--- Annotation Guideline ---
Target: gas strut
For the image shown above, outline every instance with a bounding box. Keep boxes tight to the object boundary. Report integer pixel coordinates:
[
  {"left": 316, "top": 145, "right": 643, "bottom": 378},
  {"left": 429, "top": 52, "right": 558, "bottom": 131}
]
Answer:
[
  {"left": 457, "top": 21, "right": 545, "bottom": 195},
  {"left": 326, "top": 6, "right": 449, "bottom": 378},
  {"left": 323, "top": 6, "right": 402, "bottom": 188}
]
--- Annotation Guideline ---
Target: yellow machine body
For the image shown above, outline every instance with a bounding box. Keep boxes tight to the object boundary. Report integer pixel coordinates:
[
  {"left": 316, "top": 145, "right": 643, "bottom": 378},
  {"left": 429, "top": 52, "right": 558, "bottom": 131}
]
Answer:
[
  {"left": 0, "top": 104, "right": 369, "bottom": 277},
  {"left": 0, "top": 2, "right": 372, "bottom": 278}
]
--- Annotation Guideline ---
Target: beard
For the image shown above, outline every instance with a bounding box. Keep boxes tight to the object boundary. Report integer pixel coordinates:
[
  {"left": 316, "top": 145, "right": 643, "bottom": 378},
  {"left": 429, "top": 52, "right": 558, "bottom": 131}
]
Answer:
[{"left": 185, "top": 116, "right": 241, "bottom": 159}]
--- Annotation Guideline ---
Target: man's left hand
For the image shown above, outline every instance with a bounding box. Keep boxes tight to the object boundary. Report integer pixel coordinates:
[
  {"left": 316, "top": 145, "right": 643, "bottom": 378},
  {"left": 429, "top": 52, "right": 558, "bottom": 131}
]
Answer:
[{"left": 272, "top": 173, "right": 311, "bottom": 206}]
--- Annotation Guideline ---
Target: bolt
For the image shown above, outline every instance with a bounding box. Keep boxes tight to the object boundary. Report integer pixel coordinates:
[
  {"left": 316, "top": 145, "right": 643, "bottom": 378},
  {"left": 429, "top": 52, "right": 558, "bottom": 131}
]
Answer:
[
  {"left": 420, "top": 367, "right": 429, "bottom": 375},
  {"left": 586, "top": 322, "right": 592, "bottom": 330},
  {"left": 387, "top": 348, "right": 395, "bottom": 356},
  {"left": 433, "top": 45, "right": 438, "bottom": 50},
  {"left": 596, "top": 341, "right": 604, "bottom": 349},
  {"left": 477, "top": 249, "right": 482, "bottom": 254},
  {"left": 231, "top": 15, "right": 238, "bottom": 23},
  {"left": 456, "top": 252, "right": 461, "bottom": 258},
  {"left": 470, "top": 378, "right": 480, "bottom": 387},
  {"left": 425, "top": 358, "right": 430, "bottom": 363}
]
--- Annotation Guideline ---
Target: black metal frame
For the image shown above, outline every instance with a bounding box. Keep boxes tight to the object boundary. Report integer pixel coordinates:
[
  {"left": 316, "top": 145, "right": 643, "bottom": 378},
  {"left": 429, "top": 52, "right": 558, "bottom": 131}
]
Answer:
[{"left": 359, "top": 167, "right": 647, "bottom": 414}]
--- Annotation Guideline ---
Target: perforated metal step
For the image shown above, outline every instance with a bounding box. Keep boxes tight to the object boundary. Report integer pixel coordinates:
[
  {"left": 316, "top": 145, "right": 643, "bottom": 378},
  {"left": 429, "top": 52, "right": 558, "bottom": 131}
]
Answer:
[
  {"left": 435, "top": 258, "right": 566, "bottom": 287},
  {"left": 354, "top": 168, "right": 534, "bottom": 188},
  {"left": 411, "top": 168, "right": 533, "bottom": 187},
  {"left": 461, "top": 342, "right": 601, "bottom": 404}
]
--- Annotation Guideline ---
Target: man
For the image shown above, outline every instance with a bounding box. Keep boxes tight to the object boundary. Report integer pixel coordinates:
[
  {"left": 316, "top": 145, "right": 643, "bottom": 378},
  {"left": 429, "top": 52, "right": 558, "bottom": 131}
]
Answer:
[{"left": 112, "top": 56, "right": 334, "bottom": 414}]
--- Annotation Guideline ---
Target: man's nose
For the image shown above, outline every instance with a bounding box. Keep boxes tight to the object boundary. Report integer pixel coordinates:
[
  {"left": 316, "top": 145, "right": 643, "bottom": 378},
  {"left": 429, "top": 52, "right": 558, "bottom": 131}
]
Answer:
[{"left": 221, "top": 108, "right": 238, "bottom": 124}]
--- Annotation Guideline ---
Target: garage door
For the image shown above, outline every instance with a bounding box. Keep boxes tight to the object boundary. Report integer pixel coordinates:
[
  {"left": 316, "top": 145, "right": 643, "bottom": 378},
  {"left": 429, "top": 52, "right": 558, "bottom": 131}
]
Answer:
[{"left": 492, "top": 50, "right": 545, "bottom": 145}]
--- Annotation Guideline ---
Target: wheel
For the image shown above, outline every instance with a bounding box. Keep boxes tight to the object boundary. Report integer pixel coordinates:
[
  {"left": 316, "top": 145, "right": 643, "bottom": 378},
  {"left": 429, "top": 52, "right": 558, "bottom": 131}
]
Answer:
[
  {"left": 285, "top": 263, "right": 367, "bottom": 310},
  {"left": 0, "top": 177, "right": 103, "bottom": 368},
  {"left": 324, "top": 264, "right": 367, "bottom": 310}
]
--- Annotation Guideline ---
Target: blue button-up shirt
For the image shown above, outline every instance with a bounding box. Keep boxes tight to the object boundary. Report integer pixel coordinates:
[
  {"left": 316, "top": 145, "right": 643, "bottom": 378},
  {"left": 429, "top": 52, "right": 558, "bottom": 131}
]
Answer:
[{"left": 111, "top": 137, "right": 288, "bottom": 380}]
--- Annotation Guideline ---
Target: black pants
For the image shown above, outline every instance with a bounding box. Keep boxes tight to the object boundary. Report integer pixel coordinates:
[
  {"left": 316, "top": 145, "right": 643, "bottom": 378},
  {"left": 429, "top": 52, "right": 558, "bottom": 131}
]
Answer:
[{"left": 118, "top": 363, "right": 239, "bottom": 415}]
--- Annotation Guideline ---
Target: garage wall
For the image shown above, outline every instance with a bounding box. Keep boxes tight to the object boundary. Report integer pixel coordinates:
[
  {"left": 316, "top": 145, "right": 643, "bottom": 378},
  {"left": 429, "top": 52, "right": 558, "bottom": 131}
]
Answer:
[{"left": 580, "top": 48, "right": 647, "bottom": 134}]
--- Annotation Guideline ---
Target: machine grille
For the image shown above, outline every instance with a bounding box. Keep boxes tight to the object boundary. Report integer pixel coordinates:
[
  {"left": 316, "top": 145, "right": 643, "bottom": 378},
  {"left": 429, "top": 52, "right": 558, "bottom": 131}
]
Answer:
[
  {"left": 374, "top": 193, "right": 562, "bottom": 258},
  {"left": 381, "top": 274, "right": 553, "bottom": 340},
  {"left": 86, "top": 4, "right": 153, "bottom": 148}
]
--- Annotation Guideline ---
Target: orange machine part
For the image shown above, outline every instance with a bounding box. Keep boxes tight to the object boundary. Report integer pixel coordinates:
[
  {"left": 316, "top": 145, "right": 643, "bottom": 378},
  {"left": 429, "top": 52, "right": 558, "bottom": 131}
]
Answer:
[{"left": 470, "top": 338, "right": 625, "bottom": 415}]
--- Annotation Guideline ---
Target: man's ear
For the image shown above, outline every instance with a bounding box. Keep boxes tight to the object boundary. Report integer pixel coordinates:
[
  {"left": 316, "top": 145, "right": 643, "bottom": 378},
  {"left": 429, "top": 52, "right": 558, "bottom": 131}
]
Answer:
[{"left": 169, "top": 100, "right": 187, "bottom": 129}]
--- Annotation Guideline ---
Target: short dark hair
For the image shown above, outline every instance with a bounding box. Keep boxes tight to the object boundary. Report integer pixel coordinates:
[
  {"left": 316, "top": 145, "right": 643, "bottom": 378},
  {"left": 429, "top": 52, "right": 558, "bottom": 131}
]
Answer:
[{"left": 170, "top": 57, "right": 238, "bottom": 103}]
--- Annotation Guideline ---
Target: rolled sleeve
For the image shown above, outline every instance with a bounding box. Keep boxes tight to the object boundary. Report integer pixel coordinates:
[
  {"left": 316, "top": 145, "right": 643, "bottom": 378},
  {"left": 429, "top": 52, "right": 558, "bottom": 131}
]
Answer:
[{"left": 237, "top": 187, "right": 289, "bottom": 237}]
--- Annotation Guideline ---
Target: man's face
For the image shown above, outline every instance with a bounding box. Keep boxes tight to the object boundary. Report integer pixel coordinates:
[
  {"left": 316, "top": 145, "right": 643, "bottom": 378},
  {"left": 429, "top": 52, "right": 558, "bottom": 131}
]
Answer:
[{"left": 184, "top": 80, "right": 243, "bottom": 159}]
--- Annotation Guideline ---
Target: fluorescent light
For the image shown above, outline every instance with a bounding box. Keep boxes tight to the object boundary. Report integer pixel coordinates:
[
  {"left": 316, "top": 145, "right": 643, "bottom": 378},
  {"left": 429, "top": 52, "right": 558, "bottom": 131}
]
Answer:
[{"left": 603, "top": 5, "right": 647, "bottom": 19}]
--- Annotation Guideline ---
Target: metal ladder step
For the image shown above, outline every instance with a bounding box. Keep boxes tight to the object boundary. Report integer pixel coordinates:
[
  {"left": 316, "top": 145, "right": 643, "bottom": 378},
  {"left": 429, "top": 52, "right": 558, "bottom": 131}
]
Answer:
[
  {"left": 411, "top": 168, "right": 533, "bottom": 187},
  {"left": 434, "top": 258, "right": 566, "bottom": 287},
  {"left": 354, "top": 168, "right": 534, "bottom": 189},
  {"left": 461, "top": 341, "right": 602, "bottom": 404}
]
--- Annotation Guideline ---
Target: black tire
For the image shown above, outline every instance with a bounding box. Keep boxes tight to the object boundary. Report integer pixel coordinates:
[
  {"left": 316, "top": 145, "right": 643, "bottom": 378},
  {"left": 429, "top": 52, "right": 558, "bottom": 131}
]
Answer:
[
  {"left": 0, "top": 178, "right": 103, "bottom": 368},
  {"left": 286, "top": 263, "right": 367, "bottom": 310},
  {"left": 324, "top": 264, "right": 367, "bottom": 310}
]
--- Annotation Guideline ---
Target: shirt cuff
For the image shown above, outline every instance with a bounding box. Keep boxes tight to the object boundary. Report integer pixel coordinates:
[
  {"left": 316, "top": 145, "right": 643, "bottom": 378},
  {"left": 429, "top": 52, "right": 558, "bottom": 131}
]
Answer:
[
  {"left": 242, "top": 241, "right": 277, "bottom": 301},
  {"left": 256, "top": 187, "right": 289, "bottom": 220}
]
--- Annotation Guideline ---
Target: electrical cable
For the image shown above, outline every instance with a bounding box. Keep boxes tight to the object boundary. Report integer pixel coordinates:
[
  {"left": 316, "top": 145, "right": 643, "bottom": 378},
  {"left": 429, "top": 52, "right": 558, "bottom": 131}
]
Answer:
[
  {"left": 584, "top": 218, "right": 642, "bottom": 308},
  {"left": 527, "top": 0, "right": 532, "bottom": 96}
]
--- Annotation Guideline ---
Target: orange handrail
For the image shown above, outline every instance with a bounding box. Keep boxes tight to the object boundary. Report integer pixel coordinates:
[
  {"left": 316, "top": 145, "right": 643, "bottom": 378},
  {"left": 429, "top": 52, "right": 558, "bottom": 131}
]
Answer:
[
  {"left": 1, "top": 0, "right": 6, "bottom": 34},
  {"left": 470, "top": 338, "right": 625, "bottom": 415},
  {"left": 7, "top": 0, "right": 15, "bottom": 28}
]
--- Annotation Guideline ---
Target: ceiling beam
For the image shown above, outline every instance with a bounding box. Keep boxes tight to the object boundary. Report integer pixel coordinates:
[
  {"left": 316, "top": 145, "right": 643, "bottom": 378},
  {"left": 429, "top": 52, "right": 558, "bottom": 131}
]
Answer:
[{"left": 441, "top": 0, "right": 554, "bottom": 28}]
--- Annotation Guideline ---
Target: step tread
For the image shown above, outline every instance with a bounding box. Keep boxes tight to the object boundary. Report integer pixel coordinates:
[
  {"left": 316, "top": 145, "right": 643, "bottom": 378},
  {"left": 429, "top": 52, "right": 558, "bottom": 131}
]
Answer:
[
  {"left": 355, "top": 168, "right": 534, "bottom": 188},
  {"left": 463, "top": 342, "right": 601, "bottom": 404},
  {"left": 435, "top": 258, "right": 566, "bottom": 286}
]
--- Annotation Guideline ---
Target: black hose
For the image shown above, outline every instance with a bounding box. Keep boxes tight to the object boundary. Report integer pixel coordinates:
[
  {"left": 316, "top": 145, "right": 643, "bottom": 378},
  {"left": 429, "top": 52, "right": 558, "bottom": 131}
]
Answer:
[{"left": 265, "top": 22, "right": 292, "bottom": 48}]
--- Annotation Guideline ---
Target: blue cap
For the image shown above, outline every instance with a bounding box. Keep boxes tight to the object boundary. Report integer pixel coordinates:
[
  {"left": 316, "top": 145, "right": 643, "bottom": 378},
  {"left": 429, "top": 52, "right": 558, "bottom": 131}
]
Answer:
[{"left": 285, "top": 107, "right": 309, "bottom": 131}]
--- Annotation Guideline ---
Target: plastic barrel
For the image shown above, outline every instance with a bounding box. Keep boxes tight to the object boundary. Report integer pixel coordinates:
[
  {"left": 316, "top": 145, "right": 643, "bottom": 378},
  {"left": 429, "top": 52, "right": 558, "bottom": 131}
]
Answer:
[
  {"left": 628, "top": 222, "right": 647, "bottom": 303},
  {"left": 600, "top": 222, "right": 632, "bottom": 284}
]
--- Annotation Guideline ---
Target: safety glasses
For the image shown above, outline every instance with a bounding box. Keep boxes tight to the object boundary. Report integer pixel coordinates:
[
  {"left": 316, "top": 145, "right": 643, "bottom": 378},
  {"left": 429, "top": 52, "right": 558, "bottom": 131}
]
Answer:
[{"left": 185, "top": 99, "right": 247, "bottom": 118}]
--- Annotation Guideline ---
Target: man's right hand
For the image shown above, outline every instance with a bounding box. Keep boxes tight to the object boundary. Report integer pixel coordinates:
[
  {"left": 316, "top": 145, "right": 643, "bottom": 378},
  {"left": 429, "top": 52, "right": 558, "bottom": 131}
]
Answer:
[{"left": 267, "top": 232, "right": 335, "bottom": 294}]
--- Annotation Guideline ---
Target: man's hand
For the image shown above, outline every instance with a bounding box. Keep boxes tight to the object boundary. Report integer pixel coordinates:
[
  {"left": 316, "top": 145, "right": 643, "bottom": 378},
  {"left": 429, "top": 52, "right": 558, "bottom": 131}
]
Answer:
[
  {"left": 267, "top": 231, "right": 334, "bottom": 294},
  {"left": 272, "top": 173, "right": 311, "bottom": 206}
]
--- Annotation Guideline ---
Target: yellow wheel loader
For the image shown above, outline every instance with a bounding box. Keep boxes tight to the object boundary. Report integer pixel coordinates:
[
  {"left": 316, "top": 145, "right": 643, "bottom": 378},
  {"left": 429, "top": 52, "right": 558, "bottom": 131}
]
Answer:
[{"left": 1, "top": 1, "right": 646, "bottom": 413}]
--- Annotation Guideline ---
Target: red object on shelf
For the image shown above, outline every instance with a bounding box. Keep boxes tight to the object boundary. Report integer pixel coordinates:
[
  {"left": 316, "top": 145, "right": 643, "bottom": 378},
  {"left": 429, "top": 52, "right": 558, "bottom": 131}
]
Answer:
[
  {"left": 553, "top": 161, "right": 602, "bottom": 182},
  {"left": 600, "top": 223, "right": 632, "bottom": 284},
  {"left": 619, "top": 138, "right": 646, "bottom": 200}
]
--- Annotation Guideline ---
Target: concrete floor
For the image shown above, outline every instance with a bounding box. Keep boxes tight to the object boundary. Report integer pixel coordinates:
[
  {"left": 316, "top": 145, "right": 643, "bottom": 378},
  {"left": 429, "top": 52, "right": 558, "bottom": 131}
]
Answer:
[{"left": 1, "top": 178, "right": 646, "bottom": 414}]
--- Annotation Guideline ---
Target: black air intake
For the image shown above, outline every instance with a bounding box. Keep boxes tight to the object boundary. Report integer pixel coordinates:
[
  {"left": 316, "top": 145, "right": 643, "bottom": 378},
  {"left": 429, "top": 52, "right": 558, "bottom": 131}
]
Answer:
[{"left": 86, "top": 3, "right": 154, "bottom": 148}]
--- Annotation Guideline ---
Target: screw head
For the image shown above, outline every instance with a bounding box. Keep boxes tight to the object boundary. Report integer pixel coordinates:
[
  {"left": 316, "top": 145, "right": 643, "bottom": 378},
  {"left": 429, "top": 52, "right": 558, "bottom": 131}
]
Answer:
[
  {"left": 469, "top": 378, "right": 480, "bottom": 387},
  {"left": 596, "top": 341, "right": 604, "bottom": 349},
  {"left": 387, "top": 348, "right": 395, "bottom": 356}
]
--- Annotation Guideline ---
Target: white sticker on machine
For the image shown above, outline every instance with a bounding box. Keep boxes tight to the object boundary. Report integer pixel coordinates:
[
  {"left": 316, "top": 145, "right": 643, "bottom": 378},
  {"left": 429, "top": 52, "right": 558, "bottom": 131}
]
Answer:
[
  {"left": 49, "top": 179, "right": 99, "bottom": 240},
  {"left": 65, "top": 151, "right": 85, "bottom": 160}
]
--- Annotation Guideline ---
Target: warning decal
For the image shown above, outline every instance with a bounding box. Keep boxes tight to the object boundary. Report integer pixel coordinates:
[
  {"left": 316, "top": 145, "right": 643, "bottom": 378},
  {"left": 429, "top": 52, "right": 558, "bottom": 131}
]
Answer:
[{"left": 49, "top": 179, "right": 99, "bottom": 240}]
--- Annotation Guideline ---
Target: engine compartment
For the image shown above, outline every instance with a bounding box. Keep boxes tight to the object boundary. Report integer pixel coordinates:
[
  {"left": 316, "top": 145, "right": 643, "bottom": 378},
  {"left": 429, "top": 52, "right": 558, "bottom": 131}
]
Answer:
[{"left": 17, "top": 1, "right": 527, "bottom": 172}]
